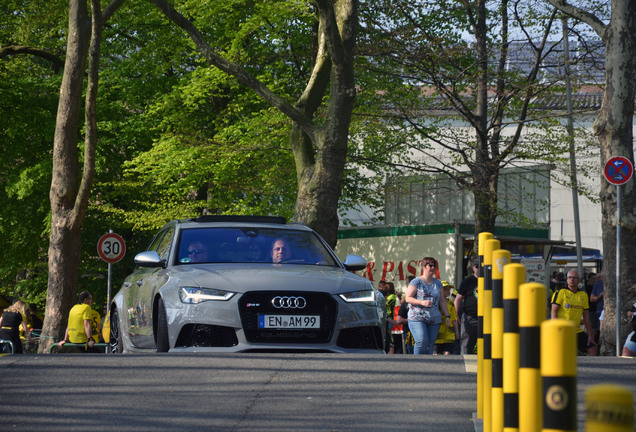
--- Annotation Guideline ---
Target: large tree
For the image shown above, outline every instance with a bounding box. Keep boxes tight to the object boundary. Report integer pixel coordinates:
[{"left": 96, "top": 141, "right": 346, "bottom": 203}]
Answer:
[
  {"left": 547, "top": 0, "right": 636, "bottom": 353},
  {"left": 39, "top": 0, "right": 124, "bottom": 353},
  {"left": 355, "top": 0, "right": 584, "bottom": 245},
  {"left": 149, "top": 0, "right": 358, "bottom": 247},
  {"left": 0, "top": 0, "right": 184, "bottom": 308}
]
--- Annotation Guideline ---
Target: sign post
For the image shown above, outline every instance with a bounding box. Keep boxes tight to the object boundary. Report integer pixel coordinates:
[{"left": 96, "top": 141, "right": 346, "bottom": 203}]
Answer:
[
  {"left": 604, "top": 156, "right": 633, "bottom": 356},
  {"left": 98, "top": 231, "right": 126, "bottom": 353}
]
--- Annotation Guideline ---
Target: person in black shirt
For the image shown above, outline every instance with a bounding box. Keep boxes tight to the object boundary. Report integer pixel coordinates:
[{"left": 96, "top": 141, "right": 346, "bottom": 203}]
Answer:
[
  {"left": 29, "top": 304, "right": 44, "bottom": 331},
  {"left": 395, "top": 300, "right": 412, "bottom": 354},
  {"left": 0, "top": 300, "right": 29, "bottom": 354},
  {"left": 454, "top": 259, "right": 479, "bottom": 355}
]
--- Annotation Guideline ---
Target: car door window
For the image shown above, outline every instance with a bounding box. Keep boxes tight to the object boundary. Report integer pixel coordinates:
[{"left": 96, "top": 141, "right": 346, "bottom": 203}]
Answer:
[
  {"left": 147, "top": 230, "right": 166, "bottom": 251},
  {"left": 154, "top": 226, "right": 175, "bottom": 261}
]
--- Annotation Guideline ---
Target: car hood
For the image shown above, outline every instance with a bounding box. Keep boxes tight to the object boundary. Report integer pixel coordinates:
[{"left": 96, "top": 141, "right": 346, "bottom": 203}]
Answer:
[{"left": 166, "top": 263, "right": 371, "bottom": 294}]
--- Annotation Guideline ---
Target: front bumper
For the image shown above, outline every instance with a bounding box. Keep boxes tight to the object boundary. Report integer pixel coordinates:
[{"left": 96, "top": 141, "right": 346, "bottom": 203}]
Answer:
[{"left": 165, "top": 290, "right": 384, "bottom": 353}]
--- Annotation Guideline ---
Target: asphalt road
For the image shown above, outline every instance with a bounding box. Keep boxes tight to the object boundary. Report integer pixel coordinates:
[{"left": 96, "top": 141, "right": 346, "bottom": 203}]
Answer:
[{"left": 0, "top": 353, "right": 634, "bottom": 432}]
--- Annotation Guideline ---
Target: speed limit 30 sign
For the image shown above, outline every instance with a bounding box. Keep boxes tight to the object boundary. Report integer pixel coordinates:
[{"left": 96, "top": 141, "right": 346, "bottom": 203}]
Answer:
[{"left": 97, "top": 233, "right": 126, "bottom": 264}]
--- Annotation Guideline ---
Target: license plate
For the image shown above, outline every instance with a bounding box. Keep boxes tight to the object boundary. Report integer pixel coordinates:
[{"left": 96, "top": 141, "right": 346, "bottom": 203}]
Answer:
[{"left": 258, "top": 315, "right": 320, "bottom": 329}]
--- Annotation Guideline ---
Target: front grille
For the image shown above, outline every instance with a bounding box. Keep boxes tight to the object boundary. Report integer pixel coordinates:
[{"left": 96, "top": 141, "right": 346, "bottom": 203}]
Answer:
[
  {"left": 238, "top": 291, "right": 337, "bottom": 344},
  {"left": 175, "top": 324, "right": 238, "bottom": 348},
  {"left": 337, "top": 326, "right": 384, "bottom": 350}
]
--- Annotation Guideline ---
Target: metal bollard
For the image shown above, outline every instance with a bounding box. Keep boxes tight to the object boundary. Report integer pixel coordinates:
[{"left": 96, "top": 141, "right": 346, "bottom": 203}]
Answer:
[
  {"left": 519, "top": 282, "right": 546, "bottom": 432},
  {"left": 585, "top": 384, "right": 633, "bottom": 432},
  {"left": 477, "top": 231, "right": 493, "bottom": 419},
  {"left": 491, "top": 249, "right": 510, "bottom": 432},
  {"left": 503, "top": 263, "right": 525, "bottom": 432},
  {"left": 541, "top": 319, "right": 577, "bottom": 432},
  {"left": 483, "top": 238, "right": 500, "bottom": 432}
]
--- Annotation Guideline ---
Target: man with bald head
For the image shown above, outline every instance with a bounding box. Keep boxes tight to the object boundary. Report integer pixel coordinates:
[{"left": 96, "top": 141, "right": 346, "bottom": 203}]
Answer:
[{"left": 551, "top": 269, "right": 597, "bottom": 356}]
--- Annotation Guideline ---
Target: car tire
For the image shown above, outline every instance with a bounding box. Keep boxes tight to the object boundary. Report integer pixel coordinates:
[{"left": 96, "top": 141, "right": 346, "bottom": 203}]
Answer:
[
  {"left": 110, "top": 309, "right": 123, "bottom": 354},
  {"left": 156, "top": 297, "right": 170, "bottom": 352}
]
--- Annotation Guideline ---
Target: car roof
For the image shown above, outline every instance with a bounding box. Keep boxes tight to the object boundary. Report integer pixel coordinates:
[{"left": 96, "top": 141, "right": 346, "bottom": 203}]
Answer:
[{"left": 169, "top": 215, "right": 313, "bottom": 232}]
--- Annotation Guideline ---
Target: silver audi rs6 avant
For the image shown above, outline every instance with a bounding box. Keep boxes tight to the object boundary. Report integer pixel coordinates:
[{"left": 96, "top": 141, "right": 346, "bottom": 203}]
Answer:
[{"left": 109, "top": 215, "right": 386, "bottom": 353}]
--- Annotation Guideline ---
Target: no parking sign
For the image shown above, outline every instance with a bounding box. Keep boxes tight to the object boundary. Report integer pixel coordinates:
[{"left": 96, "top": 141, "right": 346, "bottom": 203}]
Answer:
[
  {"left": 604, "top": 156, "right": 633, "bottom": 185},
  {"left": 603, "top": 155, "right": 633, "bottom": 356}
]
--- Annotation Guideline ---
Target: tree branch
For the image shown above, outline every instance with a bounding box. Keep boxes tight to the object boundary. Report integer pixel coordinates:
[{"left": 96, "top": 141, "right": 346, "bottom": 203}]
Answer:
[
  {"left": 0, "top": 45, "right": 65, "bottom": 73},
  {"left": 546, "top": 0, "right": 607, "bottom": 39},
  {"left": 314, "top": 0, "right": 349, "bottom": 69},
  {"left": 103, "top": 0, "right": 126, "bottom": 22},
  {"left": 148, "top": 0, "right": 316, "bottom": 141}
]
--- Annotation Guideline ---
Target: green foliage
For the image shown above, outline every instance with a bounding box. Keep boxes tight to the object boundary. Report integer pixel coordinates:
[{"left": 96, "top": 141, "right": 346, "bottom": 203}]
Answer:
[
  {"left": 1, "top": 0, "right": 605, "bottom": 309},
  {"left": 79, "top": 1, "right": 310, "bottom": 304},
  {"left": 0, "top": 0, "right": 65, "bottom": 304}
]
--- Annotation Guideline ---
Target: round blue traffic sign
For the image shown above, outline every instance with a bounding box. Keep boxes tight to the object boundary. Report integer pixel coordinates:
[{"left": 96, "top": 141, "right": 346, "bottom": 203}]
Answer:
[{"left": 604, "top": 156, "right": 633, "bottom": 185}]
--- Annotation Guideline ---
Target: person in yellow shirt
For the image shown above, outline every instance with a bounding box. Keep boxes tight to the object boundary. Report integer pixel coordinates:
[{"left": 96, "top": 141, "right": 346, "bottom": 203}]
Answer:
[
  {"left": 551, "top": 270, "right": 597, "bottom": 356},
  {"left": 89, "top": 308, "right": 102, "bottom": 343},
  {"left": 59, "top": 291, "right": 98, "bottom": 352},
  {"left": 435, "top": 281, "right": 459, "bottom": 355}
]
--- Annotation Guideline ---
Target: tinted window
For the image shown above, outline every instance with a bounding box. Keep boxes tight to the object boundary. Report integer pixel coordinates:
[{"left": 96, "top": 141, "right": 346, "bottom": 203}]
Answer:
[
  {"left": 176, "top": 228, "right": 338, "bottom": 266},
  {"left": 149, "top": 226, "right": 175, "bottom": 261}
]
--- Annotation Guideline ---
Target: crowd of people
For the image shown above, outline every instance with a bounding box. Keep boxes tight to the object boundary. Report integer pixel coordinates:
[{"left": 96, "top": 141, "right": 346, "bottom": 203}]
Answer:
[
  {"left": 379, "top": 258, "right": 635, "bottom": 357},
  {"left": 0, "top": 291, "right": 106, "bottom": 354}
]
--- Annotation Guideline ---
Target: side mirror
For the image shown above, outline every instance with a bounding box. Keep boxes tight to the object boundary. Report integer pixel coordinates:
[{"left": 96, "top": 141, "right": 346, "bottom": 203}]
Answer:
[
  {"left": 343, "top": 254, "right": 367, "bottom": 272},
  {"left": 134, "top": 251, "right": 167, "bottom": 268}
]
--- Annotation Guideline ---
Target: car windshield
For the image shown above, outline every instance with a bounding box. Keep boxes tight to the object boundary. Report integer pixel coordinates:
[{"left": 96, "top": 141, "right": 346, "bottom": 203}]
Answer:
[{"left": 176, "top": 227, "right": 339, "bottom": 266}]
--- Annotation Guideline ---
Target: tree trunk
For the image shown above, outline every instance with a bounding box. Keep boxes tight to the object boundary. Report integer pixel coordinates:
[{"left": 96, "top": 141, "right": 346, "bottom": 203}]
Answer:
[
  {"left": 594, "top": 1, "right": 636, "bottom": 353},
  {"left": 293, "top": 0, "right": 357, "bottom": 247},
  {"left": 38, "top": 0, "right": 123, "bottom": 352},
  {"left": 473, "top": 175, "right": 498, "bottom": 236},
  {"left": 471, "top": 0, "right": 498, "bottom": 242},
  {"left": 39, "top": 0, "right": 92, "bottom": 353},
  {"left": 292, "top": 93, "right": 354, "bottom": 247}
]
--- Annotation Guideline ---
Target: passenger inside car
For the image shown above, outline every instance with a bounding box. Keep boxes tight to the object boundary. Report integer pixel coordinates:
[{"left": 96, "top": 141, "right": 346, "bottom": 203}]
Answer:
[{"left": 183, "top": 241, "right": 209, "bottom": 263}]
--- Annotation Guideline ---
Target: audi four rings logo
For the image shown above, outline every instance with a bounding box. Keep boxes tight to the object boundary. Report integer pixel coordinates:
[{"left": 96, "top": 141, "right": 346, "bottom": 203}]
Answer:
[{"left": 271, "top": 296, "right": 307, "bottom": 309}]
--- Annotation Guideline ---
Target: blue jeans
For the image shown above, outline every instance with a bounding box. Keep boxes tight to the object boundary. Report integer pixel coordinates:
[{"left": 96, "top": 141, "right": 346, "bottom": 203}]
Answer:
[{"left": 408, "top": 320, "right": 441, "bottom": 354}]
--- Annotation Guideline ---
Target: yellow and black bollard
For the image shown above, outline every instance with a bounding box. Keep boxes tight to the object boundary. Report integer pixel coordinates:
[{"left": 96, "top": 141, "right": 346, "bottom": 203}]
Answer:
[
  {"left": 502, "top": 263, "right": 525, "bottom": 432},
  {"left": 491, "top": 249, "right": 510, "bottom": 432},
  {"left": 519, "top": 282, "right": 546, "bottom": 432},
  {"left": 477, "top": 231, "right": 493, "bottom": 419},
  {"left": 541, "top": 319, "right": 577, "bottom": 432},
  {"left": 483, "top": 238, "right": 500, "bottom": 432},
  {"left": 585, "top": 384, "right": 633, "bottom": 432}
]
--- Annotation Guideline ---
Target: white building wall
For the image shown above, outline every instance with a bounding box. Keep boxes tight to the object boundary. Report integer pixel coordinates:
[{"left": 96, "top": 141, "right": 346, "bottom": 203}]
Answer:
[
  {"left": 550, "top": 170, "right": 604, "bottom": 252},
  {"left": 341, "top": 114, "right": 636, "bottom": 258}
]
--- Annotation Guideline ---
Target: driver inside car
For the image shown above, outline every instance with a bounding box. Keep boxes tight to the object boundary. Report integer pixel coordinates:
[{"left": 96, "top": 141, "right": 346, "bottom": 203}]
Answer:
[{"left": 270, "top": 239, "right": 291, "bottom": 263}]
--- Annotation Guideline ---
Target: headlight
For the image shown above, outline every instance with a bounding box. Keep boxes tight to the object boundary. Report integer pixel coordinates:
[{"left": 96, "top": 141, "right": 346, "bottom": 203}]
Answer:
[
  {"left": 179, "top": 287, "right": 235, "bottom": 304},
  {"left": 339, "top": 290, "right": 376, "bottom": 303}
]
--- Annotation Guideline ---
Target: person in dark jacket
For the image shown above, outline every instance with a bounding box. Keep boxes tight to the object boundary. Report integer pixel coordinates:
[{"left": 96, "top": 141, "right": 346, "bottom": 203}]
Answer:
[
  {"left": 454, "top": 259, "right": 479, "bottom": 354},
  {"left": 0, "top": 300, "right": 30, "bottom": 354}
]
